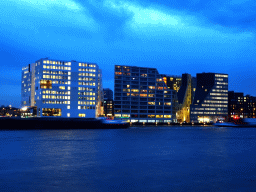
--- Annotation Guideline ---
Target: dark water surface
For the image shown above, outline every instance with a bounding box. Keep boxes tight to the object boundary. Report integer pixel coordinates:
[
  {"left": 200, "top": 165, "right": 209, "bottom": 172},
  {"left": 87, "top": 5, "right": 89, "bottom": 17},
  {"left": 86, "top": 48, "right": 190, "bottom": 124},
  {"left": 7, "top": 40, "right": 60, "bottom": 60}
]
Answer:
[{"left": 1, "top": 126, "right": 256, "bottom": 191}]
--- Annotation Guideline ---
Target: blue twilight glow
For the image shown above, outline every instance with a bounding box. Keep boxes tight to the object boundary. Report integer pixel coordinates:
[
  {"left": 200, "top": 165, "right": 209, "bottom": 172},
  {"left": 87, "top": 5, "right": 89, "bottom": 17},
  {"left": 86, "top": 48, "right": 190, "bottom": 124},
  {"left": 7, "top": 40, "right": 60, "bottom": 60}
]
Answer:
[{"left": 0, "top": 0, "right": 255, "bottom": 107}]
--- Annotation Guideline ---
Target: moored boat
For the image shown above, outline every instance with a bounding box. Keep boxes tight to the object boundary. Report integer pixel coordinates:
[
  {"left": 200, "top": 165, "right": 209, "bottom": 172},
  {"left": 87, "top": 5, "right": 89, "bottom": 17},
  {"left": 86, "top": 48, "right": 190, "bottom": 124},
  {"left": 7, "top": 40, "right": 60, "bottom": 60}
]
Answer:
[
  {"left": 214, "top": 118, "right": 256, "bottom": 128},
  {"left": 97, "top": 117, "right": 130, "bottom": 129},
  {"left": 214, "top": 121, "right": 239, "bottom": 127}
]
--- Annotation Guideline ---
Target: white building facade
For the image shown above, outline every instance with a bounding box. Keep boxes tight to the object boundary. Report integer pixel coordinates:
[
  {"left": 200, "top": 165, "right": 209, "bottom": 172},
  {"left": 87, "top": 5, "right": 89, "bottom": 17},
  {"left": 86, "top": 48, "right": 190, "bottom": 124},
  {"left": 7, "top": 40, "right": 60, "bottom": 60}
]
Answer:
[{"left": 21, "top": 58, "right": 103, "bottom": 118}]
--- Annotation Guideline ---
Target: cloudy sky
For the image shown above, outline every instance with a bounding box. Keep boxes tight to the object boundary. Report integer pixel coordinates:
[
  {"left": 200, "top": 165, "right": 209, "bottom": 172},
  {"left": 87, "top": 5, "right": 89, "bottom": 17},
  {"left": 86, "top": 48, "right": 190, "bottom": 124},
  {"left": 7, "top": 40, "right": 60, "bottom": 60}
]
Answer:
[{"left": 0, "top": 0, "right": 255, "bottom": 107}]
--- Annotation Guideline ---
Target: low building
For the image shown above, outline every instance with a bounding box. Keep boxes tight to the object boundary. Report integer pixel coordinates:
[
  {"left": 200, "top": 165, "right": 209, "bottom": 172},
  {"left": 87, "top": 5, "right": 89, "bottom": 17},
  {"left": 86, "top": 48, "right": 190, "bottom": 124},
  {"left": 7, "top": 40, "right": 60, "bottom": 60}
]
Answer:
[
  {"left": 228, "top": 91, "right": 256, "bottom": 118},
  {"left": 0, "top": 106, "right": 21, "bottom": 117}
]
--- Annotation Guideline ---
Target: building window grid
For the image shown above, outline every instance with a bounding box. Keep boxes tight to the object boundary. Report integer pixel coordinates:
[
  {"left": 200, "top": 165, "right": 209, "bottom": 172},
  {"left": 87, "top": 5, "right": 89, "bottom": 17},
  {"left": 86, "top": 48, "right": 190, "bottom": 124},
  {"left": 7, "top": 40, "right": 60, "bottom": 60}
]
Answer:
[
  {"left": 22, "top": 60, "right": 101, "bottom": 118},
  {"left": 114, "top": 66, "right": 173, "bottom": 120}
]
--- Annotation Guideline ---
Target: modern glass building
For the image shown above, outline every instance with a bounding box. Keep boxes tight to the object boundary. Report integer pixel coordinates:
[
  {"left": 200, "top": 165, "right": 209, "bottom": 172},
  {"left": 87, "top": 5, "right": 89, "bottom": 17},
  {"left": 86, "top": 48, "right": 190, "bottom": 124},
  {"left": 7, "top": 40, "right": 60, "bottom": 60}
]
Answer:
[
  {"left": 103, "top": 88, "right": 114, "bottom": 118},
  {"left": 190, "top": 73, "right": 228, "bottom": 123},
  {"left": 21, "top": 58, "right": 103, "bottom": 118},
  {"left": 21, "top": 64, "right": 33, "bottom": 107},
  {"left": 114, "top": 65, "right": 176, "bottom": 123}
]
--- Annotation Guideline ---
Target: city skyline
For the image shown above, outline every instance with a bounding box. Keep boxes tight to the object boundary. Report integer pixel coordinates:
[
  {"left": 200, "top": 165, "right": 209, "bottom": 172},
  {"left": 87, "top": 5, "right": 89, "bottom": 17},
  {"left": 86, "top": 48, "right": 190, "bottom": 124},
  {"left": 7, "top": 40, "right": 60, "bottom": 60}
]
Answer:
[{"left": 1, "top": 0, "right": 255, "bottom": 107}]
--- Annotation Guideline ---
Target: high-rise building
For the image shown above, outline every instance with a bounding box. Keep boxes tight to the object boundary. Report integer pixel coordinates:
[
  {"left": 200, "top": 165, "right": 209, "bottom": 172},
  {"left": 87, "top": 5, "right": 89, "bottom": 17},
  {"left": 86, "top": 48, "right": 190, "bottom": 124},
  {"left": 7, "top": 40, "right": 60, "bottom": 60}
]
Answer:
[
  {"left": 103, "top": 88, "right": 114, "bottom": 117},
  {"left": 114, "top": 65, "right": 176, "bottom": 123},
  {"left": 21, "top": 58, "right": 103, "bottom": 118},
  {"left": 163, "top": 74, "right": 197, "bottom": 123},
  {"left": 21, "top": 64, "right": 33, "bottom": 107},
  {"left": 176, "top": 74, "right": 193, "bottom": 122},
  {"left": 164, "top": 75, "right": 182, "bottom": 92},
  {"left": 190, "top": 73, "right": 228, "bottom": 123}
]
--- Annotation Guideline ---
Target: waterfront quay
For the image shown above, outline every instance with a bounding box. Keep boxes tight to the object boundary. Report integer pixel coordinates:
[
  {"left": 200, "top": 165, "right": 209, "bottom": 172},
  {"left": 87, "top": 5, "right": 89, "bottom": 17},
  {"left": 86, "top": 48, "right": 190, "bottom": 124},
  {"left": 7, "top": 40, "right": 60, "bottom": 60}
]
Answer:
[
  {"left": 0, "top": 117, "right": 130, "bottom": 130},
  {"left": 0, "top": 117, "right": 213, "bottom": 130},
  {"left": 129, "top": 122, "right": 213, "bottom": 126}
]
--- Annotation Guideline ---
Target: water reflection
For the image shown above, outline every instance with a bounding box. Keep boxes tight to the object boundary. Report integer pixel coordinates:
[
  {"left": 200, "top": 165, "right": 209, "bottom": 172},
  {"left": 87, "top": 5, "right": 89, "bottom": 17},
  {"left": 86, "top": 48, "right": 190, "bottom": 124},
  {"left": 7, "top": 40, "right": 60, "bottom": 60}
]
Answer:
[{"left": 1, "top": 126, "right": 256, "bottom": 191}]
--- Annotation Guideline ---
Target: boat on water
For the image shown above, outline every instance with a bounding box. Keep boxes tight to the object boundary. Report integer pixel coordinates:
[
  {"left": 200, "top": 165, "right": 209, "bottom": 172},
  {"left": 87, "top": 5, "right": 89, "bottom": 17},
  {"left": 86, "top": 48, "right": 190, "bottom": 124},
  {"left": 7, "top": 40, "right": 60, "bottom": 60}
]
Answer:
[
  {"left": 97, "top": 117, "right": 130, "bottom": 129},
  {"left": 214, "top": 117, "right": 256, "bottom": 127}
]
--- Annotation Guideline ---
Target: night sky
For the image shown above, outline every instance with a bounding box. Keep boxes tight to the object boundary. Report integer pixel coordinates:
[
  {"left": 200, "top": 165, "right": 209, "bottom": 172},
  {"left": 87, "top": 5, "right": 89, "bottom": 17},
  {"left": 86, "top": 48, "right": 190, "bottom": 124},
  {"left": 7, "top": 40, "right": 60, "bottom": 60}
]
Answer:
[{"left": 0, "top": 0, "right": 255, "bottom": 107}]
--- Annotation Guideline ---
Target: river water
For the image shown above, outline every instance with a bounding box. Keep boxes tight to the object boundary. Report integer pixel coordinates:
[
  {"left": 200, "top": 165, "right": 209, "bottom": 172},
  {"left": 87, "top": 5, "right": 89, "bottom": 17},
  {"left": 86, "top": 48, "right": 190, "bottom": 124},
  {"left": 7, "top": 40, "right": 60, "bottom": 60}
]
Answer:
[{"left": 1, "top": 125, "right": 256, "bottom": 191}]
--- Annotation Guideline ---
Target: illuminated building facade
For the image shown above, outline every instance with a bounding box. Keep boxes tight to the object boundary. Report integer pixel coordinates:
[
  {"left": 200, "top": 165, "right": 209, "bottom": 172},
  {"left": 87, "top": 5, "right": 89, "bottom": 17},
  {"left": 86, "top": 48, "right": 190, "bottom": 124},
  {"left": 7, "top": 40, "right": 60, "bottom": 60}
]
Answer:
[
  {"left": 103, "top": 100, "right": 114, "bottom": 117},
  {"left": 165, "top": 75, "right": 182, "bottom": 92},
  {"left": 176, "top": 74, "right": 193, "bottom": 122},
  {"left": 0, "top": 106, "right": 21, "bottom": 117},
  {"left": 190, "top": 73, "right": 228, "bottom": 123},
  {"left": 21, "top": 64, "right": 34, "bottom": 107},
  {"left": 228, "top": 91, "right": 256, "bottom": 118},
  {"left": 163, "top": 74, "right": 196, "bottom": 123},
  {"left": 21, "top": 58, "right": 103, "bottom": 118},
  {"left": 103, "top": 88, "right": 114, "bottom": 117},
  {"left": 114, "top": 65, "right": 176, "bottom": 123}
]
